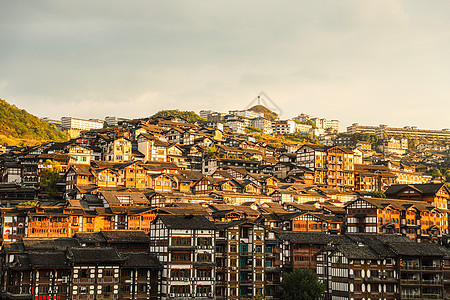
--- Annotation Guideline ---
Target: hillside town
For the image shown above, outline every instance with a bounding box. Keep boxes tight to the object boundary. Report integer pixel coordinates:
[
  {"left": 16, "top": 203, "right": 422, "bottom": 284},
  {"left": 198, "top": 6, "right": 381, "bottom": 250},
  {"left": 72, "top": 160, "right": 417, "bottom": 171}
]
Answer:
[{"left": 1, "top": 106, "right": 450, "bottom": 300}]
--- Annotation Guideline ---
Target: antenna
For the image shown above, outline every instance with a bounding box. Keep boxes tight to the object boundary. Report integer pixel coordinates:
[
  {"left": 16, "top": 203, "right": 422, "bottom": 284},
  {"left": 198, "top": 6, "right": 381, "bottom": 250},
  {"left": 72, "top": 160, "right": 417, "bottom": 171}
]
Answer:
[{"left": 245, "top": 92, "right": 283, "bottom": 118}]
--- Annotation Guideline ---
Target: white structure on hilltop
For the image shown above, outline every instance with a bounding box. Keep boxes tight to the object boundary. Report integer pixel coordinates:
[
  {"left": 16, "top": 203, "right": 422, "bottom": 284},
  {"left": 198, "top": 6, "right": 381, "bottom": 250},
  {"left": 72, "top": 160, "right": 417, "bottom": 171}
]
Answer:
[{"left": 61, "top": 117, "right": 104, "bottom": 131}]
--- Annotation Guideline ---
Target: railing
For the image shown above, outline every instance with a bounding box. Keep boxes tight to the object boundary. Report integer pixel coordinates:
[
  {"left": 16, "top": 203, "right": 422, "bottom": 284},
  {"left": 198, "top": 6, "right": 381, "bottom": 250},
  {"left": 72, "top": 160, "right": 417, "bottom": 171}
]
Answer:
[
  {"left": 401, "top": 279, "right": 420, "bottom": 284},
  {"left": 401, "top": 265, "right": 420, "bottom": 270},
  {"left": 422, "top": 266, "right": 442, "bottom": 271},
  {"left": 422, "top": 279, "right": 442, "bottom": 284},
  {"left": 422, "top": 294, "right": 443, "bottom": 299}
]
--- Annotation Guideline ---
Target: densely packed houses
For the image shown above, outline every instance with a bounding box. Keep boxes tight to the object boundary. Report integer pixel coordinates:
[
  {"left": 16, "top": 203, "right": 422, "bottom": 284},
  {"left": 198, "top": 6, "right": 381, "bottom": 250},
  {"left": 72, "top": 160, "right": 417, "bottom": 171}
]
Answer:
[{"left": 0, "top": 114, "right": 449, "bottom": 299}]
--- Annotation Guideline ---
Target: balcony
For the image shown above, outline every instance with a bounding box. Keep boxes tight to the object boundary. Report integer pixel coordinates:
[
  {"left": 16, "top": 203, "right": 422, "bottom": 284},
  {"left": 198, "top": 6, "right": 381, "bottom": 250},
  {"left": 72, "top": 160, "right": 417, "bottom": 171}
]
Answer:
[
  {"left": 401, "top": 279, "right": 420, "bottom": 285},
  {"left": 422, "top": 279, "right": 442, "bottom": 285},
  {"left": 422, "top": 266, "right": 442, "bottom": 271},
  {"left": 422, "top": 294, "right": 443, "bottom": 299},
  {"left": 401, "top": 265, "right": 420, "bottom": 271}
]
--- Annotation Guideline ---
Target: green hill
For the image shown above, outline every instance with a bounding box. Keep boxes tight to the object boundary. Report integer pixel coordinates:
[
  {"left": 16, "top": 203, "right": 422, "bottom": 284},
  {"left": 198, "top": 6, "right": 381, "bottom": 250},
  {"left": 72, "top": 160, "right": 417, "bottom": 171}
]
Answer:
[
  {"left": 0, "top": 99, "right": 68, "bottom": 146},
  {"left": 151, "top": 110, "right": 206, "bottom": 123},
  {"left": 248, "top": 105, "right": 278, "bottom": 121}
]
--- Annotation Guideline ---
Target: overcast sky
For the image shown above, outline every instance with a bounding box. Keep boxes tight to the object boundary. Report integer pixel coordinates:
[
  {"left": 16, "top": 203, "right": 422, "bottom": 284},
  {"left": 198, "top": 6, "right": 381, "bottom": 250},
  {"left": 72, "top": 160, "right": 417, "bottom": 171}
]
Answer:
[{"left": 1, "top": 1, "right": 449, "bottom": 131}]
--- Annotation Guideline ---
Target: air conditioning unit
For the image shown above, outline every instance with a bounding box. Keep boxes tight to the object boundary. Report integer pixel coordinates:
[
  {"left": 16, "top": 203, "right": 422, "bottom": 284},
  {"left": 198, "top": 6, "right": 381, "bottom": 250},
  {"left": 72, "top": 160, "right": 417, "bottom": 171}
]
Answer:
[
  {"left": 184, "top": 278, "right": 189, "bottom": 282},
  {"left": 169, "top": 294, "right": 175, "bottom": 298},
  {"left": 231, "top": 267, "right": 236, "bottom": 270},
  {"left": 62, "top": 276, "right": 68, "bottom": 283},
  {"left": 349, "top": 274, "right": 355, "bottom": 279},
  {"left": 208, "top": 293, "right": 214, "bottom": 298},
  {"left": 202, "top": 293, "right": 207, "bottom": 297}
]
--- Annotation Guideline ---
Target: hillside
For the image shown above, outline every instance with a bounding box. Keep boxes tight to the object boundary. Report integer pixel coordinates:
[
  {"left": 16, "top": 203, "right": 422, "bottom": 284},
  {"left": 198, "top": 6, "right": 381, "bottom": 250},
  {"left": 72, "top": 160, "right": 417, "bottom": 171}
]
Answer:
[
  {"left": 248, "top": 105, "right": 278, "bottom": 121},
  {"left": 151, "top": 110, "right": 206, "bottom": 123},
  {"left": 0, "top": 99, "right": 68, "bottom": 146}
]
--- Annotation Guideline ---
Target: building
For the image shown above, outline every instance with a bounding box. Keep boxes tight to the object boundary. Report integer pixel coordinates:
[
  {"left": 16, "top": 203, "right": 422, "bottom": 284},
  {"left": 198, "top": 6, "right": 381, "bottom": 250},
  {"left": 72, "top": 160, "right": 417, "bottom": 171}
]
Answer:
[
  {"left": 105, "top": 116, "right": 130, "bottom": 127},
  {"left": 149, "top": 214, "right": 217, "bottom": 300},
  {"left": 61, "top": 117, "right": 105, "bottom": 131},
  {"left": 272, "top": 120, "right": 296, "bottom": 135},
  {"left": 347, "top": 123, "right": 450, "bottom": 141},
  {"left": 0, "top": 238, "right": 162, "bottom": 300},
  {"left": 215, "top": 220, "right": 281, "bottom": 299},
  {"left": 296, "top": 145, "right": 355, "bottom": 191},
  {"left": 345, "top": 197, "right": 448, "bottom": 242},
  {"left": 316, "top": 233, "right": 449, "bottom": 300},
  {"left": 251, "top": 117, "right": 273, "bottom": 134},
  {"left": 228, "top": 110, "right": 264, "bottom": 119}
]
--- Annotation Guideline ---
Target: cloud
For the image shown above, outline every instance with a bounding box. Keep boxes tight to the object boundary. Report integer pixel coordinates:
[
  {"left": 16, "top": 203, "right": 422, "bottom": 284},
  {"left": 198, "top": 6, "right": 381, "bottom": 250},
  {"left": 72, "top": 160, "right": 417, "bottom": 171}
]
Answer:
[{"left": 0, "top": 0, "right": 449, "bottom": 130}]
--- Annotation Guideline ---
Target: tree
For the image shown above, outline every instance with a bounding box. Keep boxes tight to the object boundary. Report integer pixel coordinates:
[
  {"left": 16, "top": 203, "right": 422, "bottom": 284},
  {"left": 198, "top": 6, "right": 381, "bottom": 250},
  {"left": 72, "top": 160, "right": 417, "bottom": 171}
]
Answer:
[
  {"left": 39, "top": 160, "right": 63, "bottom": 198},
  {"left": 281, "top": 268, "right": 325, "bottom": 300},
  {"left": 205, "top": 146, "right": 218, "bottom": 159},
  {"left": 371, "top": 191, "right": 387, "bottom": 198}
]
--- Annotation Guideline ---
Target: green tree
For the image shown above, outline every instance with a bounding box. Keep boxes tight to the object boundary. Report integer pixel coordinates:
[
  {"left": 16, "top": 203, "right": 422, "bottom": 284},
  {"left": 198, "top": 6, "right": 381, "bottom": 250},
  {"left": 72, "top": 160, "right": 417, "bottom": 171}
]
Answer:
[
  {"left": 371, "top": 191, "right": 387, "bottom": 198},
  {"left": 281, "top": 268, "right": 325, "bottom": 300},
  {"left": 39, "top": 160, "right": 63, "bottom": 198},
  {"left": 17, "top": 201, "right": 39, "bottom": 207},
  {"left": 205, "top": 146, "right": 218, "bottom": 159},
  {"left": 427, "top": 168, "right": 443, "bottom": 178}
]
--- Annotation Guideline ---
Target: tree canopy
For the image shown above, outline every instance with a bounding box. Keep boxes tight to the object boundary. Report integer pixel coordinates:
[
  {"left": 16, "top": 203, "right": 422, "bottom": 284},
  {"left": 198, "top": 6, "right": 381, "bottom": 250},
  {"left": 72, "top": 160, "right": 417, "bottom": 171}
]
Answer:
[
  {"left": 39, "top": 160, "right": 63, "bottom": 198},
  {"left": 151, "top": 110, "right": 206, "bottom": 123},
  {"left": 0, "top": 99, "right": 68, "bottom": 146},
  {"left": 281, "top": 268, "right": 325, "bottom": 300}
]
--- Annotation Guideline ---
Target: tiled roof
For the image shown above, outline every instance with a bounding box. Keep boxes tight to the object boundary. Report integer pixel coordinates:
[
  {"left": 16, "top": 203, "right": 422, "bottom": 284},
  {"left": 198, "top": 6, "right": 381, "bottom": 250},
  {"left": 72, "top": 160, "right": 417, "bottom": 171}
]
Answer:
[{"left": 156, "top": 214, "right": 217, "bottom": 230}]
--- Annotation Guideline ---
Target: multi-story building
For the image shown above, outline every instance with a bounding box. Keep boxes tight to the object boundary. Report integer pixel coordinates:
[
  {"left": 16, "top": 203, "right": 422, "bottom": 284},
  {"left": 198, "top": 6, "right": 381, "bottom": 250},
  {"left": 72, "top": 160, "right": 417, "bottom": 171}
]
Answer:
[
  {"left": 296, "top": 145, "right": 355, "bottom": 191},
  {"left": 251, "top": 117, "right": 273, "bottom": 134},
  {"left": 61, "top": 117, "right": 104, "bottom": 131},
  {"left": 105, "top": 116, "right": 129, "bottom": 127},
  {"left": 347, "top": 123, "right": 450, "bottom": 141},
  {"left": 1, "top": 240, "right": 162, "bottom": 300},
  {"left": 354, "top": 164, "right": 397, "bottom": 192},
  {"left": 381, "top": 137, "right": 409, "bottom": 155},
  {"left": 311, "top": 118, "right": 340, "bottom": 133},
  {"left": 137, "top": 134, "right": 170, "bottom": 162},
  {"left": 215, "top": 220, "right": 281, "bottom": 299},
  {"left": 345, "top": 197, "right": 448, "bottom": 241},
  {"left": 149, "top": 214, "right": 217, "bottom": 300},
  {"left": 102, "top": 137, "right": 132, "bottom": 162},
  {"left": 272, "top": 120, "right": 296, "bottom": 135},
  {"left": 385, "top": 183, "right": 450, "bottom": 210},
  {"left": 228, "top": 110, "right": 264, "bottom": 119},
  {"left": 316, "top": 233, "right": 449, "bottom": 300}
]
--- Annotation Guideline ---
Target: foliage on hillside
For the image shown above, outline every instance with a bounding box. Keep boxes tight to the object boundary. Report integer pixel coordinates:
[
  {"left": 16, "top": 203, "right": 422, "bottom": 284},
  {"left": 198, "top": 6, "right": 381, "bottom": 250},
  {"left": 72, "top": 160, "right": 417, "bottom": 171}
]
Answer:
[
  {"left": 248, "top": 105, "right": 278, "bottom": 121},
  {"left": 0, "top": 99, "right": 68, "bottom": 146},
  {"left": 256, "top": 133, "right": 320, "bottom": 148},
  {"left": 151, "top": 110, "right": 206, "bottom": 123}
]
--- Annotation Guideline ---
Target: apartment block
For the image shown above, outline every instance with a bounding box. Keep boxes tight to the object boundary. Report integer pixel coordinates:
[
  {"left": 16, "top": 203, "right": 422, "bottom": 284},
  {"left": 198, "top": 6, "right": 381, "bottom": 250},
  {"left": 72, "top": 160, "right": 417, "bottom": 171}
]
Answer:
[
  {"left": 149, "top": 215, "right": 217, "bottom": 300},
  {"left": 61, "top": 117, "right": 104, "bottom": 131}
]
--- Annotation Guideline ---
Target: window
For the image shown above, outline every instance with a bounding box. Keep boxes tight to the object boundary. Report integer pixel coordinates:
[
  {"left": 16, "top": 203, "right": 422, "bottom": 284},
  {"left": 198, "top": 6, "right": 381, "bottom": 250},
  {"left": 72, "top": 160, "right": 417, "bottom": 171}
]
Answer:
[
  {"left": 197, "top": 237, "right": 212, "bottom": 246},
  {"left": 171, "top": 269, "right": 190, "bottom": 278},
  {"left": 172, "top": 253, "right": 191, "bottom": 262},
  {"left": 230, "top": 245, "right": 237, "bottom": 252},
  {"left": 103, "top": 285, "right": 112, "bottom": 294},
  {"left": 197, "top": 253, "right": 212, "bottom": 262},
  {"left": 171, "top": 237, "right": 191, "bottom": 246},
  {"left": 79, "top": 286, "right": 88, "bottom": 294},
  {"left": 197, "top": 268, "right": 212, "bottom": 278},
  {"left": 81, "top": 269, "right": 89, "bottom": 278}
]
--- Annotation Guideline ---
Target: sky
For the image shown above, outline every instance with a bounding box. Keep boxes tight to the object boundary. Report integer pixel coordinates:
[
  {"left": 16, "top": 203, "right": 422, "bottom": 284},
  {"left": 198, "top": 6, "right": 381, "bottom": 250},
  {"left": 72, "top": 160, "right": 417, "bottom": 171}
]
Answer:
[{"left": 1, "top": 0, "right": 450, "bottom": 131}]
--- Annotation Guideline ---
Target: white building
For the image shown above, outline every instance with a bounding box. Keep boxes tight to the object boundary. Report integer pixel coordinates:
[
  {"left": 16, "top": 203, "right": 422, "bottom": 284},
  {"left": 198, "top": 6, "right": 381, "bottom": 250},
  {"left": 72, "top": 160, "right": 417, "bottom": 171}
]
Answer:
[
  {"left": 104, "top": 116, "right": 129, "bottom": 127},
  {"left": 229, "top": 109, "right": 264, "bottom": 119},
  {"left": 251, "top": 117, "right": 273, "bottom": 134},
  {"left": 273, "top": 120, "right": 296, "bottom": 135},
  {"left": 61, "top": 117, "right": 104, "bottom": 131}
]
